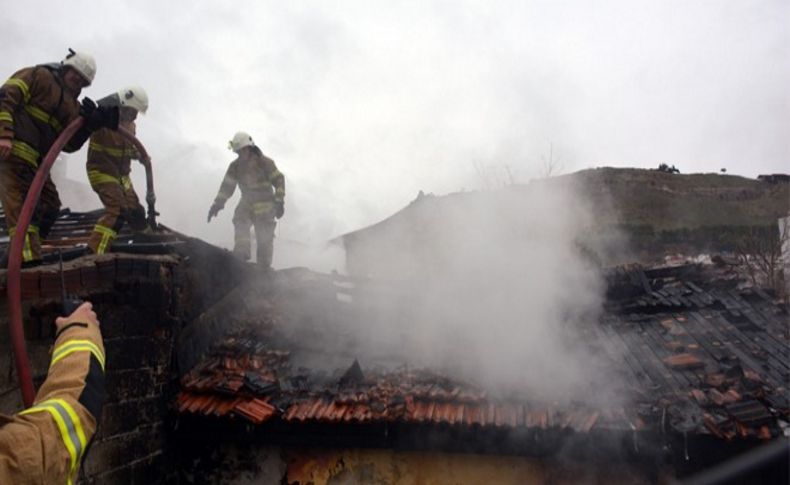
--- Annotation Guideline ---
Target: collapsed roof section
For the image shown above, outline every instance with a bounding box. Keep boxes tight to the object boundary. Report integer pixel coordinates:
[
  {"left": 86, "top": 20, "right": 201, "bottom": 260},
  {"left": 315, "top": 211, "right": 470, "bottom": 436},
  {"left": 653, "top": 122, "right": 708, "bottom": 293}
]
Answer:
[{"left": 175, "top": 263, "right": 789, "bottom": 457}]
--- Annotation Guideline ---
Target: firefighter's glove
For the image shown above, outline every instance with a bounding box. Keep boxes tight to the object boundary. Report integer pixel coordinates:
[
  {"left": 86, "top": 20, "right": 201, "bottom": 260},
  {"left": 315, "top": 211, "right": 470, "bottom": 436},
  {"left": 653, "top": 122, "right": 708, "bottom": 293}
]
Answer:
[
  {"left": 275, "top": 200, "right": 284, "bottom": 219},
  {"left": 207, "top": 203, "right": 221, "bottom": 223},
  {"left": 79, "top": 97, "right": 97, "bottom": 117},
  {"left": 81, "top": 98, "right": 120, "bottom": 131}
]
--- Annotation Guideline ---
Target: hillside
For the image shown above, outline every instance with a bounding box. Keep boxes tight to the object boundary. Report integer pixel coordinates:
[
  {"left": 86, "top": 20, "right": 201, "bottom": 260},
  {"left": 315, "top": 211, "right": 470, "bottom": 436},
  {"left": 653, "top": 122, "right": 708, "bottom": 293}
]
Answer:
[
  {"left": 546, "top": 167, "right": 788, "bottom": 230},
  {"left": 341, "top": 167, "right": 789, "bottom": 276}
]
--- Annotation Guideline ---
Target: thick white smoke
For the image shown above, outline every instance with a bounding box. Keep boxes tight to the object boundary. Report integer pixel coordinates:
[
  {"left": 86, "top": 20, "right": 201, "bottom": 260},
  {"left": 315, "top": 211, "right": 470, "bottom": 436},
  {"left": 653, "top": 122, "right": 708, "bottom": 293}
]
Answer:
[{"left": 343, "top": 180, "right": 621, "bottom": 402}]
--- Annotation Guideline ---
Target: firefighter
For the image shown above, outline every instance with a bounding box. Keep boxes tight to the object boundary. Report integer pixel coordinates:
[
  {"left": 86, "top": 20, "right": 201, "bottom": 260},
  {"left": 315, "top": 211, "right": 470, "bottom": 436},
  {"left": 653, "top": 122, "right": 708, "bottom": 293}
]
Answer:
[
  {"left": 0, "top": 49, "right": 118, "bottom": 264},
  {"left": 85, "top": 86, "right": 150, "bottom": 254},
  {"left": 0, "top": 301, "right": 106, "bottom": 484},
  {"left": 208, "top": 132, "right": 285, "bottom": 267}
]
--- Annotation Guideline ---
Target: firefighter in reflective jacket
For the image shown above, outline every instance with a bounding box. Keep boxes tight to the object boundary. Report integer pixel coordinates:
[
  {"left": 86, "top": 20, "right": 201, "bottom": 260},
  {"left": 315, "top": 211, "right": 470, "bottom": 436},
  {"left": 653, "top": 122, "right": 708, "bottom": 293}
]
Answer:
[
  {"left": 85, "top": 86, "right": 149, "bottom": 254},
  {"left": 208, "top": 132, "right": 285, "bottom": 267},
  {"left": 0, "top": 302, "right": 106, "bottom": 484},
  {"left": 0, "top": 49, "right": 118, "bottom": 263}
]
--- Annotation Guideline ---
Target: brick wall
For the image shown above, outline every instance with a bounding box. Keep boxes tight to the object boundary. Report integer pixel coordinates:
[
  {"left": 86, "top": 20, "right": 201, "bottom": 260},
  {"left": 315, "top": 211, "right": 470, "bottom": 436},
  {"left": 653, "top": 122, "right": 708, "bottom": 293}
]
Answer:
[
  {"left": 80, "top": 262, "right": 179, "bottom": 484},
  {"left": 0, "top": 246, "right": 246, "bottom": 483}
]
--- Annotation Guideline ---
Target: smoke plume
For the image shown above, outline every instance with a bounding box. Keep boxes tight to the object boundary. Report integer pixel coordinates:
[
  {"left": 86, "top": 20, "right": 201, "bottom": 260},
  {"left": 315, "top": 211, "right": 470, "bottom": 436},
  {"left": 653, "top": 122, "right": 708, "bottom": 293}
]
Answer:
[{"left": 339, "top": 179, "right": 623, "bottom": 403}]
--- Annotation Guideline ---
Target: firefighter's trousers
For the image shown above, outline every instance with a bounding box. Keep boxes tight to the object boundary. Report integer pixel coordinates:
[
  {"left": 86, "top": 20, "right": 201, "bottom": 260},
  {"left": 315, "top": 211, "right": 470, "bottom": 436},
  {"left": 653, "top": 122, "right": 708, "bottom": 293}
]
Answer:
[
  {"left": 0, "top": 159, "right": 61, "bottom": 262},
  {"left": 87, "top": 177, "right": 146, "bottom": 254},
  {"left": 233, "top": 198, "right": 276, "bottom": 266}
]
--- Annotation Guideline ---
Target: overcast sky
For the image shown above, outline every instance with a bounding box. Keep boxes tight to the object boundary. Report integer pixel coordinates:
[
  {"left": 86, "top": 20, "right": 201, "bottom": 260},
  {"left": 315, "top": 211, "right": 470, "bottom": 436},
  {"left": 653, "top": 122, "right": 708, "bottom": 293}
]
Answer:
[{"left": 3, "top": 1, "right": 788, "bottom": 262}]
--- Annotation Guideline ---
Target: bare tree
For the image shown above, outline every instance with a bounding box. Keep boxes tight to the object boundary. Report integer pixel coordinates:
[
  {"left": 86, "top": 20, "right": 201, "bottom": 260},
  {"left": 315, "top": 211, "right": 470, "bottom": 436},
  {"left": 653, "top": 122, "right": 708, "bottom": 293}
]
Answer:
[
  {"left": 733, "top": 222, "right": 788, "bottom": 296},
  {"left": 541, "top": 142, "right": 563, "bottom": 178},
  {"left": 472, "top": 161, "right": 518, "bottom": 190},
  {"left": 472, "top": 160, "right": 492, "bottom": 190},
  {"left": 504, "top": 164, "right": 515, "bottom": 186}
]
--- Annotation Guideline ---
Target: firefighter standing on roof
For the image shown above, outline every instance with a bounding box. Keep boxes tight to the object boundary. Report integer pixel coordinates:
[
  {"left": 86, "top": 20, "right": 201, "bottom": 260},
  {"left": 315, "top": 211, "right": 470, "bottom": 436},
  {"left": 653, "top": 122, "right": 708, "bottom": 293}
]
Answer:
[
  {"left": 208, "top": 132, "right": 285, "bottom": 267},
  {"left": 0, "top": 49, "right": 118, "bottom": 263},
  {"left": 85, "top": 87, "right": 150, "bottom": 254},
  {"left": 0, "top": 302, "right": 106, "bottom": 484}
]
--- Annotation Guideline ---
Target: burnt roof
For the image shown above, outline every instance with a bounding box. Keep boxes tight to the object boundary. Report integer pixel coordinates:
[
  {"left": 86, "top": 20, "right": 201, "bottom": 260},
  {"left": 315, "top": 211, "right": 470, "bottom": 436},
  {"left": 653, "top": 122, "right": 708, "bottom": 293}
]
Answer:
[
  {"left": 175, "top": 263, "right": 789, "bottom": 451},
  {"left": 0, "top": 208, "right": 185, "bottom": 263}
]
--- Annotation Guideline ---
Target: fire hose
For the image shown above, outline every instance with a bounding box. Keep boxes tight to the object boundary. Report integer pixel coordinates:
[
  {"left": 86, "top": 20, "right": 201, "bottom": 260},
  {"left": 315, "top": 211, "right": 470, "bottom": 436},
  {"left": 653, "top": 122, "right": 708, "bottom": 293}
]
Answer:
[
  {"left": 118, "top": 125, "right": 158, "bottom": 230},
  {"left": 7, "top": 117, "right": 156, "bottom": 407}
]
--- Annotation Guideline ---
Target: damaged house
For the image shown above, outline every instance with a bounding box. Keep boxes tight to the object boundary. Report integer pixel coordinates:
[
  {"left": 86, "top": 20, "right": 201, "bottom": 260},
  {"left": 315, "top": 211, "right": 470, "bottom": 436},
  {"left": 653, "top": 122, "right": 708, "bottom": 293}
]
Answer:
[{"left": 0, "top": 168, "right": 788, "bottom": 484}]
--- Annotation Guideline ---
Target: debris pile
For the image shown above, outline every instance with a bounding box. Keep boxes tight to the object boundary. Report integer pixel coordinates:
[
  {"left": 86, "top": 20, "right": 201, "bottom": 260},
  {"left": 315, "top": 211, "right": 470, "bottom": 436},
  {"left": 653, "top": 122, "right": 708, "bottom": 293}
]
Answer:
[{"left": 177, "top": 263, "right": 789, "bottom": 448}]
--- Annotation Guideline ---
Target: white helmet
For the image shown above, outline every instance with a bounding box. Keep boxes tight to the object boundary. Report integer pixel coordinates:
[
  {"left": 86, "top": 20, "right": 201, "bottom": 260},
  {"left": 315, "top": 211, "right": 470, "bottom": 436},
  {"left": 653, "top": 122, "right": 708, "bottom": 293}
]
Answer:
[
  {"left": 228, "top": 131, "right": 254, "bottom": 152},
  {"left": 61, "top": 48, "right": 96, "bottom": 85},
  {"left": 117, "top": 86, "right": 149, "bottom": 114}
]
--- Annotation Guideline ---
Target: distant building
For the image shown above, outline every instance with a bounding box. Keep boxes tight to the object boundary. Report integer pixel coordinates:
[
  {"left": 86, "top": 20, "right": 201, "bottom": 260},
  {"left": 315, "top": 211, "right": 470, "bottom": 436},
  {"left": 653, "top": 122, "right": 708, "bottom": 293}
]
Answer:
[{"left": 757, "top": 174, "right": 790, "bottom": 184}]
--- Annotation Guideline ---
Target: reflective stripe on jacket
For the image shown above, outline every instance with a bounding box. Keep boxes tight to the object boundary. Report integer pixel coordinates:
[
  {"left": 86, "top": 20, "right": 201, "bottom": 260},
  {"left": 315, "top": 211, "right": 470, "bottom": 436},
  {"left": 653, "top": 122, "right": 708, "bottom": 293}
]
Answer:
[
  {"left": 0, "top": 319, "right": 106, "bottom": 484},
  {"left": 0, "top": 65, "right": 82, "bottom": 166},
  {"left": 213, "top": 147, "right": 285, "bottom": 209},
  {"left": 86, "top": 126, "right": 138, "bottom": 187}
]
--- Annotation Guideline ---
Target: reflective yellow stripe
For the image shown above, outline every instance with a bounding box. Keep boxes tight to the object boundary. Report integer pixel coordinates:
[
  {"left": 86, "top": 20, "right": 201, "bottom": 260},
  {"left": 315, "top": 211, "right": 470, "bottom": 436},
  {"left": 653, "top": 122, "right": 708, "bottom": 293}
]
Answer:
[
  {"left": 120, "top": 175, "right": 132, "bottom": 191},
  {"left": 252, "top": 202, "right": 273, "bottom": 214},
  {"left": 93, "top": 224, "right": 117, "bottom": 254},
  {"left": 268, "top": 169, "right": 283, "bottom": 181},
  {"left": 87, "top": 169, "right": 121, "bottom": 186},
  {"left": 9, "top": 225, "right": 38, "bottom": 236},
  {"left": 89, "top": 141, "right": 125, "bottom": 158},
  {"left": 4, "top": 78, "right": 31, "bottom": 103},
  {"left": 51, "top": 339, "right": 106, "bottom": 371},
  {"left": 10, "top": 140, "right": 40, "bottom": 167},
  {"left": 9, "top": 225, "right": 39, "bottom": 262},
  {"left": 8, "top": 225, "right": 39, "bottom": 236},
  {"left": 26, "top": 225, "right": 39, "bottom": 262},
  {"left": 22, "top": 233, "right": 33, "bottom": 262},
  {"left": 0, "top": 111, "right": 13, "bottom": 123},
  {"left": 24, "top": 104, "right": 63, "bottom": 132},
  {"left": 20, "top": 398, "right": 87, "bottom": 483}
]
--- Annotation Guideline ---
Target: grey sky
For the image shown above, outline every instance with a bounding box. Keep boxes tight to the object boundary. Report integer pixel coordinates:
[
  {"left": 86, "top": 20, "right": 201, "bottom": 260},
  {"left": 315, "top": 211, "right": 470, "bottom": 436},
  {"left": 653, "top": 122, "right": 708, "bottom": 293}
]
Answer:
[{"left": 3, "top": 1, "right": 788, "bottom": 264}]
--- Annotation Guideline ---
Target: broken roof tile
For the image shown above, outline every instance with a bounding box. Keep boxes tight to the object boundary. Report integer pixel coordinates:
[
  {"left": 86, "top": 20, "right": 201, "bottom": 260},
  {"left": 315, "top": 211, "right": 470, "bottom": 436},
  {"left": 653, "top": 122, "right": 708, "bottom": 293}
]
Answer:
[
  {"left": 234, "top": 398, "right": 276, "bottom": 424},
  {"left": 663, "top": 353, "right": 705, "bottom": 370},
  {"left": 173, "top": 265, "right": 789, "bottom": 443}
]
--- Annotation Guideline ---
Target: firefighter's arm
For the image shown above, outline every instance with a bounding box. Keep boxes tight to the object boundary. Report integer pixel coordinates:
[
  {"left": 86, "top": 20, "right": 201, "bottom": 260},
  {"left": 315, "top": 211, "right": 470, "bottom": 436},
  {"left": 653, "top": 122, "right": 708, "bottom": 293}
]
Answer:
[
  {"left": 215, "top": 164, "right": 239, "bottom": 205},
  {"left": 265, "top": 157, "right": 285, "bottom": 218},
  {"left": 266, "top": 158, "right": 285, "bottom": 202},
  {"left": 0, "top": 67, "right": 37, "bottom": 139},
  {"left": 2, "top": 302, "right": 106, "bottom": 484},
  {"left": 35, "top": 302, "right": 106, "bottom": 421},
  {"left": 0, "top": 67, "right": 38, "bottom": 159},
  {"left": 0, "top": 416, "right": 47, "bottom": 483},
  {"left": 62, "top": 98, "right": 94, "bottom": 153},
  {"left": 122, "top": 121, "right": 144, "bottom": 162},
  {"left": 208, "top": 164, "right": 237, "bottom": 222},
  {"left": 65, "top": 97, "right": 119, "bottom": 153}
]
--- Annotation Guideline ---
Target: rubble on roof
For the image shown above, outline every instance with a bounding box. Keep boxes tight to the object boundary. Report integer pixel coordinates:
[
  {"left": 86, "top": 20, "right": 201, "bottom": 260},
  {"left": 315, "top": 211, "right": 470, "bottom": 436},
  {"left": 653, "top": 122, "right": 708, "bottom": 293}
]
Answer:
[
  {"left": 177, "top": 331, "right": 620, "bottom": 433},
  {"left": 0, "top": 208, "right": 184, "bottom": 262},
  {"left": 175, "top": 262, "right": 789, "bottom": 451}
]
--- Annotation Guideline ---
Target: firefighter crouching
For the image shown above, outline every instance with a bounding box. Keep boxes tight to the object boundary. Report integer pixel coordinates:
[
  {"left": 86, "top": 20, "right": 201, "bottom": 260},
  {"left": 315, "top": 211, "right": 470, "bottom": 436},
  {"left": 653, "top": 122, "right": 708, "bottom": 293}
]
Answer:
[
  {"left": 208, "top": 131, "right": 285, "bottom": 268},
  {"left": 0, "top": 49, "right": 119, "bottom": 264},
  {"left": 0, "top": 302, "right": 106, "bottom": 484},
  {"left": 86, "top": 87, "right": 150, "bottom": 254}
]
